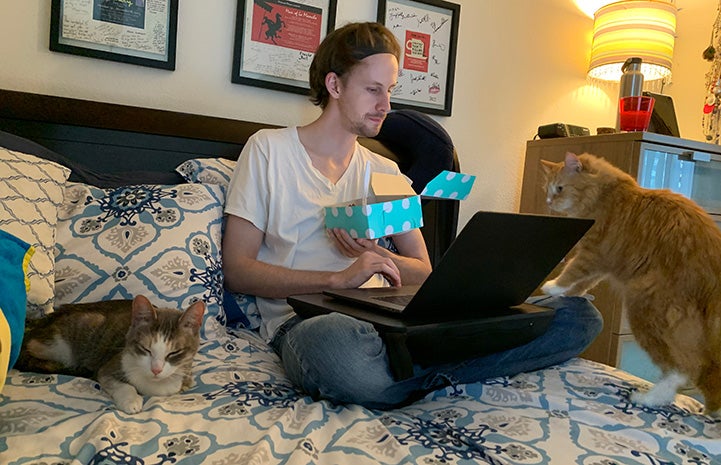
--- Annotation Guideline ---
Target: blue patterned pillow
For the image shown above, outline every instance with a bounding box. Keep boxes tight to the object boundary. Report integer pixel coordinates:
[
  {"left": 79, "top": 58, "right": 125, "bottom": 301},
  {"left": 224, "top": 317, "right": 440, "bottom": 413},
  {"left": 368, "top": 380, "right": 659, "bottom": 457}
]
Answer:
[
  {"left": 176, "top": 158, "right": 235, "bottom": 188},
  {"left": 223, "top": 290, "right": 261, "bottom": 331},
  {"left": 176, "top": 158, "right": 261, "bottom": 331},
  {"left": 54, "top": 182, "right": 226, "bottom": 339}
]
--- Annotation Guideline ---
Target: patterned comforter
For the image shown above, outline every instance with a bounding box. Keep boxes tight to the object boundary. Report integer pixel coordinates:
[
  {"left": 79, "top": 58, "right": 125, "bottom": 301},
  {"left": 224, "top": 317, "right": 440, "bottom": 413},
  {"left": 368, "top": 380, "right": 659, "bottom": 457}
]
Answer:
[{"left": 1, "top": 327, "right": 720, "bottom": 465}]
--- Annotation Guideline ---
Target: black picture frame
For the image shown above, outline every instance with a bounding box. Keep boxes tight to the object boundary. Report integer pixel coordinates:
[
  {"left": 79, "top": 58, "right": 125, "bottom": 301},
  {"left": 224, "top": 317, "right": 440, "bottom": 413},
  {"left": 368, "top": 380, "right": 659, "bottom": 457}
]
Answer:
[
  {"left": 232, "top": 0, "right": 337, "bottom": 95},
  {"left": 49, "top": 0, "right": 178, "bottom": 70},
  {"left": 378, "top": 0, "right": 460, "bottom": 116}
]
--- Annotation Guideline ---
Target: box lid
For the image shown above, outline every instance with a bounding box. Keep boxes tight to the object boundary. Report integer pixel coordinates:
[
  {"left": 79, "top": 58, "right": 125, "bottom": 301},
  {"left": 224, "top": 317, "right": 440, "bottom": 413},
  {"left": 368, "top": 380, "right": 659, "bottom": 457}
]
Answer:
[{"left": 421, "top": 170, "right": 475, "bottom": 200}]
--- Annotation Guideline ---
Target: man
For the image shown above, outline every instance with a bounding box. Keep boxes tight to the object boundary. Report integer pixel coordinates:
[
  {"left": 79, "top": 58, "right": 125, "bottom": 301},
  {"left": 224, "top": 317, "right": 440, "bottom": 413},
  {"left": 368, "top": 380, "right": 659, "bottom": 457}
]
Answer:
[{"left": 222, "top": 22, "right": 602, "bottom": 408}]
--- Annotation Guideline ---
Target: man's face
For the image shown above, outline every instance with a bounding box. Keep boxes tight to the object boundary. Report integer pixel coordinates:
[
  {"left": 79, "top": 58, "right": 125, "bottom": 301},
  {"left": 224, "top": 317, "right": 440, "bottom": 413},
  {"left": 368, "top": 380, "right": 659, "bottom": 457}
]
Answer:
[{"left": 335, "top": 53, "right": 398, "bottom": 138}]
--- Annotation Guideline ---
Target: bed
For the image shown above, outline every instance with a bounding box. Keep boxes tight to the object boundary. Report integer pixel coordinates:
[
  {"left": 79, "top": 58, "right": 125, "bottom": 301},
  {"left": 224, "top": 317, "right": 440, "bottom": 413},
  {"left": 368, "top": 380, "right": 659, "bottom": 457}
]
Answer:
[{"left": 1, "top": 89, "right": 719, "bottom": 465}]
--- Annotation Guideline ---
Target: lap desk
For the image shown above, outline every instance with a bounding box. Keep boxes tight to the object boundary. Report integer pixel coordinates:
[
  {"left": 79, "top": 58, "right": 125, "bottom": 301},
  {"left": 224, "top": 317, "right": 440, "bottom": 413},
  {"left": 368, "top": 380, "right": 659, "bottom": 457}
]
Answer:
[
  {"left": 289, "top": 211, "right": 594, "bottom": 380},
  {"left": 288, "top": 293, "right": 556, "bottom": 380}
]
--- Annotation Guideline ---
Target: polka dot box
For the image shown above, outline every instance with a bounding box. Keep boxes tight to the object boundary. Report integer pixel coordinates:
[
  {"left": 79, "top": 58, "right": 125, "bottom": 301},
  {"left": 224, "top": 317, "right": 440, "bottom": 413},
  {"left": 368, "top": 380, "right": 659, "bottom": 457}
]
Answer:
[{"left": 324, "top": 170, "right": 475, "bottom": 239}]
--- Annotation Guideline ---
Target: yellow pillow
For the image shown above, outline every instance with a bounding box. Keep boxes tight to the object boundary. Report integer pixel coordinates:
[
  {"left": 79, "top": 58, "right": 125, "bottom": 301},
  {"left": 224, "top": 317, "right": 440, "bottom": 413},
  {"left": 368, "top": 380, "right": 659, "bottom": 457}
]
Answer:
[{"left": 0, "top": 308, "right": 11, "bottom": 392}]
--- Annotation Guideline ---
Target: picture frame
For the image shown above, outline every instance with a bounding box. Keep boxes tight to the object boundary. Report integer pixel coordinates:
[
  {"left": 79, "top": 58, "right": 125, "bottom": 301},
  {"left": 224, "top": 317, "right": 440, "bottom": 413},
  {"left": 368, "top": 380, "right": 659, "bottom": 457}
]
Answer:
[
  {"left": 49, "top": 0, "right": 178, "bottom": 70},
  {"left": 378, "top": 0, "right": 460, "bottom": 116},
  {"left": 232, "top": 0, "right": 338, "bottom": 95}
]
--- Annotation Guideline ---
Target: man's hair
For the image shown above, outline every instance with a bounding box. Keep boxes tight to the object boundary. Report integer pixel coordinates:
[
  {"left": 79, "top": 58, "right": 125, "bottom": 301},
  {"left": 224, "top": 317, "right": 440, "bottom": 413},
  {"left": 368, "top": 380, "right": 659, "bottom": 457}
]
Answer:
[{"left": 309, "top": 22, "right": 401, "bottom": 108}]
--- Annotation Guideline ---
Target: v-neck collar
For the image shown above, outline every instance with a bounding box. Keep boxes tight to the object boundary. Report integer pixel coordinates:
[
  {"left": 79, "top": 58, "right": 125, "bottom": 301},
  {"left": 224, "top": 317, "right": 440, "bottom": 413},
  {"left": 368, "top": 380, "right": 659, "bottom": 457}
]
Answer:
[{"left": 293, "top": 127, "right": 359, "bottom": 189}]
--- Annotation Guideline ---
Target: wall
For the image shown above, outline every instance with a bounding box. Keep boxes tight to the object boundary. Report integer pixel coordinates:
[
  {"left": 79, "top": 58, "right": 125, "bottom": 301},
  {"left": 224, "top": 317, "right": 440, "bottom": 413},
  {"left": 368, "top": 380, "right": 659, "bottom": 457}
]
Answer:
[{"left": 0, "top": 0, "right": 716, "bottom": 229}]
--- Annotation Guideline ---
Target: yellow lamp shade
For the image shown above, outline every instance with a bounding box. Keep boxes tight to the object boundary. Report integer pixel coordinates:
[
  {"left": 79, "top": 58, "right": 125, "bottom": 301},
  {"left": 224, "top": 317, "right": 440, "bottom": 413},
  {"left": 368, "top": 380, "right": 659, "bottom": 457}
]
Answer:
[{"left": 588, "top": 0, "right": 676, "bottom": 81}]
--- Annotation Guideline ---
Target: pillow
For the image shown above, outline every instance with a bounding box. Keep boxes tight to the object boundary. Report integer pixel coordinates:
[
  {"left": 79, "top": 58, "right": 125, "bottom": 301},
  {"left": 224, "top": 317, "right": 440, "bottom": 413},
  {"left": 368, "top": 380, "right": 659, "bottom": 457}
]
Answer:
[
  {"left": 176, "top": 158, "right": 263, "bottom": 331},
  {"left": 0, "top": 129, "right": 73, "bottom": 166},
  {"left": 54, "top": 182, "right": 227, "bottom": 340},
  {"left": 0, "top": 148, "right": 71, "bottom": 318},
  {"left": 372, "top": 109, "right": 455, "bottom": 193},
  {"left": 176, "top": 158, "right": 235, "bottom": 188},
  {"left": 0, "top": 229, "right": 34, "bottom": 382},
  {"left": 0, "top": 312, "right": 11, "bottom": 392},
  {"left": 223, "top": 290, "right": 261, "bottom": 331}
]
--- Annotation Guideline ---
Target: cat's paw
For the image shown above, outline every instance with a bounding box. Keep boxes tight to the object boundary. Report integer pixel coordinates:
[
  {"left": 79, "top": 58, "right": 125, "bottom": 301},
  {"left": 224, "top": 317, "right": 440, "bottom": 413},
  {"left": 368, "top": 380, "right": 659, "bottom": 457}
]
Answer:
[
  {"left": 630, "top": 372, "right": 686, "bottom": 409},
  {"left": 541, "top": 279, "right": 568, "bottom": 296},
  {"left": 112, "top": 388, "right": 144, "bottom": 414},
  {"left": 116, "top": 393, "right": 144, "bottom": 414},
  {"left": 630, "top": 388, "right": 675, "bottom": 408},
  {"left": 181, "top": 374, "right": 194, "bottom": 392}
]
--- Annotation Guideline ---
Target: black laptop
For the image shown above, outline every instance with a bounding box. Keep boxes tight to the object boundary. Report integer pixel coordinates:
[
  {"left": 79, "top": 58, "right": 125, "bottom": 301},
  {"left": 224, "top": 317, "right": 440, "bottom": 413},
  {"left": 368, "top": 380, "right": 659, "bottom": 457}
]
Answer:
[
  {"left": 325, "top": 211, "right": 592, "bottom": 318},
  {"left": 288, "top": 211, "right": 593, "bottom": 379}
]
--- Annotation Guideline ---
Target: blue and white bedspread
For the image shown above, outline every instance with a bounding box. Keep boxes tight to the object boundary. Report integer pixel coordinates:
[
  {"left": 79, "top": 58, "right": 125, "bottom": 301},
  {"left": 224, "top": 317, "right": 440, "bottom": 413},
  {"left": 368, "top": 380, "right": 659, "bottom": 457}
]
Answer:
[{"left": 1, "top": 327, "right": 719, "bottom": 465}]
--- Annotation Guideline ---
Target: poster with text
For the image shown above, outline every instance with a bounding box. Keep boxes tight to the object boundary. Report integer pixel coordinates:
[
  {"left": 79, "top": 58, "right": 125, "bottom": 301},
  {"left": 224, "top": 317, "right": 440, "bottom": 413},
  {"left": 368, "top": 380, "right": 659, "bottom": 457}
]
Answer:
[
  {"left": 58, "top": 0, "right": 171, "bottom": 59},
  {"left": 250, "top": 1, "right": 322, "bottom": 52},
  {"left": 381, "top": 0, "right": 459, "bottom": 115},
  {"left": 237, "top": 0, "right": 334, "bottom": 90}
]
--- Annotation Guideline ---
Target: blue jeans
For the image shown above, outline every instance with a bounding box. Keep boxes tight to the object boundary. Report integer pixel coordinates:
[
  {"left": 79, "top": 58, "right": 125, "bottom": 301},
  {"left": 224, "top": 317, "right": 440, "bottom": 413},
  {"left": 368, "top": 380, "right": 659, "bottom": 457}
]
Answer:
[{"left": 272, "top": 295, "right": 603, "bottom": 409}]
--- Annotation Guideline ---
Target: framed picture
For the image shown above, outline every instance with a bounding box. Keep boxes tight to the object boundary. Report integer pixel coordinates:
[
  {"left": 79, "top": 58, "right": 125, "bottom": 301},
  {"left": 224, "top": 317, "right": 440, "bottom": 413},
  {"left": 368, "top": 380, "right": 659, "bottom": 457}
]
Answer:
[
  {"left": 232, "top": 0, "right": 338, "bottom": 95},
  {"left": 378, "top": 0, "right": 460, "bottom": 116},
  {"left": 49, "top": 0, "right": 178, "bottom": 70}
]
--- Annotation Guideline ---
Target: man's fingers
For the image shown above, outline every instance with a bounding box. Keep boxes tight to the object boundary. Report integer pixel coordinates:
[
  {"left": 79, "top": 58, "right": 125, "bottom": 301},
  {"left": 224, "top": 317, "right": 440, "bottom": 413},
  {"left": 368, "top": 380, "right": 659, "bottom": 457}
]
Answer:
[
  {"left": 375, "top": 257, "right": 401, "bottom": 287},
  {"left": 329, "top": 228, "right": 378, "bottom": 258}
]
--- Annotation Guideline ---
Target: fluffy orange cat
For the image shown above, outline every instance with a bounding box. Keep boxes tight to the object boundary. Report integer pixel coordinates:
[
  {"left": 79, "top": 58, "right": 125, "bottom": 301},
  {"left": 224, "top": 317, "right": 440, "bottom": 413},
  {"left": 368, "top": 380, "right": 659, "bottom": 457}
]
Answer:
[{"left": 540, "top": 151, "right": 721, "bottom": 417}]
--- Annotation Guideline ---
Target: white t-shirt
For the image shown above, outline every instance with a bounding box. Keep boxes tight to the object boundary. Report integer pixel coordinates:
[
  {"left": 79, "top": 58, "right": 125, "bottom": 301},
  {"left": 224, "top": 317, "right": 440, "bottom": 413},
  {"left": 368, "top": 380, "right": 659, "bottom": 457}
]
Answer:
[{"left": 224, "top": 127, "right": 402, "bottom": 340}]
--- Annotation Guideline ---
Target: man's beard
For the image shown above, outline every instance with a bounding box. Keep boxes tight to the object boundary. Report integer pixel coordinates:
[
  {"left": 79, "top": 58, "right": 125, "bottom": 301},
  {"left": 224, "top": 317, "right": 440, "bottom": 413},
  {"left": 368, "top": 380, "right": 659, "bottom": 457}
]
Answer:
[{"left": 352, "top": 113, "right": 386, "bottom": 138}]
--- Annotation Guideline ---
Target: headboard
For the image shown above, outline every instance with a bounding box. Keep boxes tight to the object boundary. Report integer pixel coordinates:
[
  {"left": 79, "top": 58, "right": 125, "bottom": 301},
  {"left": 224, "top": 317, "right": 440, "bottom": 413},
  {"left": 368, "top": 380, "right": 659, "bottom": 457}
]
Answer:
[{"left": 0, "top": 88, "right": 459, "bottom": 266}]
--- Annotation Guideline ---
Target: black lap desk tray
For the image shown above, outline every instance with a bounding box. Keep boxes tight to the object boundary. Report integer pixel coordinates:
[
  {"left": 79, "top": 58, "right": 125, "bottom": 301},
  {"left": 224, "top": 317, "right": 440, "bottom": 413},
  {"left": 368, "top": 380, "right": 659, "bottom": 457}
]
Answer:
[{"left": 287, "top": 293, "right": 555, "bottom": 380}]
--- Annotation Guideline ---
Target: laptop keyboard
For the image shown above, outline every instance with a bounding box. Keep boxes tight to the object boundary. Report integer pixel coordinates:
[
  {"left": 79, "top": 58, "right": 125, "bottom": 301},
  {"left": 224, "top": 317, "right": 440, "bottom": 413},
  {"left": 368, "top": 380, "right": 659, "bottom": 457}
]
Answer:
[{"left": 372, "top": 294, "right": 413, "bottom": 307}]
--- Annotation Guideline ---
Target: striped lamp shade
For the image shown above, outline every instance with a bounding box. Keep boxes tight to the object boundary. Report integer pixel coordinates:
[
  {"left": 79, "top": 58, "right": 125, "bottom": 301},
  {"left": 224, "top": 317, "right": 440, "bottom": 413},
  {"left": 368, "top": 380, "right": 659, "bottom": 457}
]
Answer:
[{"left": 588, "top": 0, "right": 677, "bottom": 81}]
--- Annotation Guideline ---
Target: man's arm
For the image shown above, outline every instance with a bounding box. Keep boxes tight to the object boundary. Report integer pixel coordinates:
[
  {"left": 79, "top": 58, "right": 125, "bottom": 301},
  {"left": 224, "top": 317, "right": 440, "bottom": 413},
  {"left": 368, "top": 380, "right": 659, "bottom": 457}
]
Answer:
[{"left": 222, "top": 214, "right": 404, "bottom": 299}]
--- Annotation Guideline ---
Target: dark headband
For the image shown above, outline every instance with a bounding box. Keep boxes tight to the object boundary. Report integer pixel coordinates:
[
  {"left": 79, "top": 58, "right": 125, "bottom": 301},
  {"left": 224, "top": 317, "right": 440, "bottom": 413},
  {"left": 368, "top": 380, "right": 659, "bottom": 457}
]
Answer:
[{"left": 352, "top": 45, "right": 396, "bottom": 61}]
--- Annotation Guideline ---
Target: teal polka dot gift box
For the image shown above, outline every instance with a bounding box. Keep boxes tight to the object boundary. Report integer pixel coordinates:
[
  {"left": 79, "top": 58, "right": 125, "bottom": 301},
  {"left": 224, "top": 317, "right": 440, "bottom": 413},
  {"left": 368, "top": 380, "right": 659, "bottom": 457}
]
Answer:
[{"left": 325, "top": 170, "right": 475, "bottom": 239}]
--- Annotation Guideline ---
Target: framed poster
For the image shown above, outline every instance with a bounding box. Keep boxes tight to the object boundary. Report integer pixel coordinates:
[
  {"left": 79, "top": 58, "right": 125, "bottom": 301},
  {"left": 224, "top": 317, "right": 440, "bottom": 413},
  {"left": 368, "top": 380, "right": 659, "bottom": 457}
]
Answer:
[
  {"left": 49, "top": 0, "right": 178, "bottom": 70},
  {"left": 378, "top": 0, "right": 460, "bottom": 116},
  {"left": 232, "top": 0, "right": 337, "bottom": 95}
]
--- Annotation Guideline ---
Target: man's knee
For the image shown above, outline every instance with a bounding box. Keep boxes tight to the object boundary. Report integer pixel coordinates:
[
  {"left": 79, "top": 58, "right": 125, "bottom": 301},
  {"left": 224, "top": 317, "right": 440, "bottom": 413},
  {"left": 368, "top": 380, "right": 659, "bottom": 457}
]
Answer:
[
  {"left": 552, "top": 296, "right": 604, "bottom": 351},
  {"left": 281, "top": 313, "right": 395, "bottom": 405}
]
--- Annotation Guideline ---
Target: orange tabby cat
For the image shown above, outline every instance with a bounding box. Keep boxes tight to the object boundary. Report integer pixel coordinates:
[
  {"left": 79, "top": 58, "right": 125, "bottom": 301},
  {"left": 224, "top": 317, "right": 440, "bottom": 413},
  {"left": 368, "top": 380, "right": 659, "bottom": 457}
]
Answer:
[{"left": 540, "top": 151, "right": 721, "bottom": 417}]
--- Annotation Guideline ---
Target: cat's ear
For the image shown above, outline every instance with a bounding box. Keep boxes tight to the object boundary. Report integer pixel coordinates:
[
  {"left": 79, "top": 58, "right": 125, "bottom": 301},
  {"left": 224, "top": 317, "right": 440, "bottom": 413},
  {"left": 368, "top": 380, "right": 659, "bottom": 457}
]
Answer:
[
  {"left": 563, "top": 152, "right": 583, "bottom": 174},
  {"left": 540, "top": 159, "right": 557, "bottom": 175},
  {"left": 180, "top": 300, "right": 205, "bottom": 332},
  {"left": 540, "top": 159, "right": 560, "bottom": 187},
  {"left": 131, "top": 295, "right": 158, "bottom": 326}
]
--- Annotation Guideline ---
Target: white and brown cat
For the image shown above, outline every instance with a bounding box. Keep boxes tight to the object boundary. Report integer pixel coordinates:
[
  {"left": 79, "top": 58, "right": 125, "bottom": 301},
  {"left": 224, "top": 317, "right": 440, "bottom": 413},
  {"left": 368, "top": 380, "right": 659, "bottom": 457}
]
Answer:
[
  {"left": 17, "top": 295, "right": 205, "bottom": 414},
  {"left": 540, "top": 151, "right": 721, "bottom": 417}
]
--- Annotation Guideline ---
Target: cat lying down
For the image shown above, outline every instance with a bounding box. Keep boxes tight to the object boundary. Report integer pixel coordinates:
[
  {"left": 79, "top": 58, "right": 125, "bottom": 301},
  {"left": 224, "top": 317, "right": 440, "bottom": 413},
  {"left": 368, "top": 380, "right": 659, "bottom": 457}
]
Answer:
[
  {"left": 540, "top": 151, "right": 721, "bottom": 418},
  {"left": 16, "top": 295, "right": 205, "bottom": 414}
]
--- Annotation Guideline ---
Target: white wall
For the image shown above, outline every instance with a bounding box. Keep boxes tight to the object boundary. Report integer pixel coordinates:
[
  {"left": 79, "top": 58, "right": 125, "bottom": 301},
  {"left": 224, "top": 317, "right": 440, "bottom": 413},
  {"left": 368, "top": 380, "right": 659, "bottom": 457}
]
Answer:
[{"left": 0, "top": 0, "right": 715, "bottom": 229}]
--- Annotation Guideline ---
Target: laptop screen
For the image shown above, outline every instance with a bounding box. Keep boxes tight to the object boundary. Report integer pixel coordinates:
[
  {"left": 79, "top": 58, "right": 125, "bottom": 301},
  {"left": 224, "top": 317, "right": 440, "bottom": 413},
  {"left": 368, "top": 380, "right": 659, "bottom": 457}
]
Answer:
[{"left": 643, "top": 91, "right": 681, "bottom": 137}]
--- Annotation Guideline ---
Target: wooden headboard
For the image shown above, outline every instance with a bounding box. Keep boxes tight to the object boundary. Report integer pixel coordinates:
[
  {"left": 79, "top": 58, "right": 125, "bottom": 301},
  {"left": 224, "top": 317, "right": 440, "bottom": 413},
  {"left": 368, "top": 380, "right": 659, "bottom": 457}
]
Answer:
[
  {"left": 0, "top": 88, "right": 457, "bottom": 266},
  {"left": 0, "top": 89, "right": 276, "bottom": 173}
]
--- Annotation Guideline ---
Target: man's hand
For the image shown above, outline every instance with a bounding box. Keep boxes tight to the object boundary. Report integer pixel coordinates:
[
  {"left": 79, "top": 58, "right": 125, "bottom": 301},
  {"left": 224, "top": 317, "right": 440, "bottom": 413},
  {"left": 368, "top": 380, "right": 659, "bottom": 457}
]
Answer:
[
  {"left": 331, "top": 250, "right": 402, "bottom": 288},
  {"left": 327, "top": 227, "right": 379, "bottom": 258}
]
